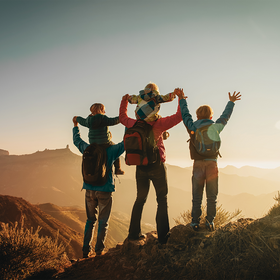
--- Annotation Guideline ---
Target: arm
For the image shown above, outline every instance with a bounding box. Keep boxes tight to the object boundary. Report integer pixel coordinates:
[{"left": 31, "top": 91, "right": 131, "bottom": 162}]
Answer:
[
  {"left": 156, "top": 92, "right": 176, "bottom": 104},
  {"left": 72, "top": 117, "right": 89, "bottom": 154},
  {"left": 98, "top": 115, "right": 120, "bottom": 127},
  {"left": 76, "top": 115, "right": 91, "bottom": 128},
  {"left": 119, "top": 94, "right": 136, "bottom": 128},
  {"left": 153, "top": 97, "right": 183, "bottom": 140},
  {"left": 179, "top": 98, "right": 196, "bottom": 131}
]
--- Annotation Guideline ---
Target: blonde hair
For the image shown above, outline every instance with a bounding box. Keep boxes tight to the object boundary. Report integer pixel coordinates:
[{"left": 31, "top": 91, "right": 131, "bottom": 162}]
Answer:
[
  {"left": 144, "top": 82, "right": 159, "bottom": 93},
  {"left": 90, "top": 103, "right": 105, "bottom": 115},
  {"left": 196, "top": 105, "right": 213, "bottom": 120}
]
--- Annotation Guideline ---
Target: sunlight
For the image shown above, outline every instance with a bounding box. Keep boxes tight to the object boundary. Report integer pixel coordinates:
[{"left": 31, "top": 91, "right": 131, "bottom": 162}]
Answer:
[{"left": 275, "top": 120, "right": 280, "bottom": 130}]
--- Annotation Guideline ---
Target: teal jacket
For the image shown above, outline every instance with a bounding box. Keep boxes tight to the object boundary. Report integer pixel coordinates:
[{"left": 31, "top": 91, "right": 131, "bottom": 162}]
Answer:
[
  {"left": 179, "top": 99, "right": 235, "bottom": 160},
  {"left": 76, "top": 114, "right": 120, "bottom": 144},
  {"left": 73, "top": 126, "right": 124, "bottom": 192}
]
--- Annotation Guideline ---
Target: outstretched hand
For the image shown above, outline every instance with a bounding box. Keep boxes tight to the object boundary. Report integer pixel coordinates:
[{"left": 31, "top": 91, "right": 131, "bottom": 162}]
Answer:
[
  {"left": 122, "top": 94, "right": 130, "bottom": 101},
  {"left": 174, "top": 88, "right": 187, "bottom": 100},
  {"left": 228, "top": 91, "right": 241, "bottom": 102},
  {"left": 73, "top": 116, "right": 78, "bottom": 127}
]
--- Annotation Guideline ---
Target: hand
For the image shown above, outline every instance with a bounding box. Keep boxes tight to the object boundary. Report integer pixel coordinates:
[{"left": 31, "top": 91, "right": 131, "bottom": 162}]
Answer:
[
  {"left": 122, "top": 94, "right": 130, "bottom": 101},
  {"left": 174, "top": 88, "right": 187, "bottom": 100},
  {"left": 73, "top": 116, "right": 78, "bottom": 127},
  {"left": 228, "top": 91, "right": 241, "bottom": 102}
]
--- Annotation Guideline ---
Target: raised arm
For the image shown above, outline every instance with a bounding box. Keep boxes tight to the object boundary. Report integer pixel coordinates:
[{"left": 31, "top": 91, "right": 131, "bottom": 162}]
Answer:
[
  {"left": 119, "top": 94, "right": 136, "bottom": 128},
  {"left": 75, "top": 115, "right": 90, "bottom": 128},
  {"left": 215, "top": 91, "right": 241, "bottom": 129},
  {"left": 72, "top": 117, "right": 89, "bottom": 154}
]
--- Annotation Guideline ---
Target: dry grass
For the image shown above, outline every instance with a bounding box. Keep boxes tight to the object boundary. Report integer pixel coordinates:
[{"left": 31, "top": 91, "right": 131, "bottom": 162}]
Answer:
[
  {"left": 0, "top": 218, "right": 70, "bottom": 280},
  {"left": 174, "top": 204, "right": 242, "bottom": 228}
]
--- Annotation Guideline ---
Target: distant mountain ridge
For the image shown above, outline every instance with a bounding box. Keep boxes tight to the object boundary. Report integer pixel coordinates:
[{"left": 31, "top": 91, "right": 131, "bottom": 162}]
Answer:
[{"left": 0, "top": 148, "right": 279, "bottom": 226}]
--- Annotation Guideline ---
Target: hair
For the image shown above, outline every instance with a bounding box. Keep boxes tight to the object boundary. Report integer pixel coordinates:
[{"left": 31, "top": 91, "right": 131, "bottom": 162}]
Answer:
[
  {"left": 144, "top": 82, "right": 159, "bottom": 93},
  {"left": 90, "top": 103, "right": 105, "bottom": 115},
  {"left": 196, "top": 105, "right": 214, "bottom": 120}
]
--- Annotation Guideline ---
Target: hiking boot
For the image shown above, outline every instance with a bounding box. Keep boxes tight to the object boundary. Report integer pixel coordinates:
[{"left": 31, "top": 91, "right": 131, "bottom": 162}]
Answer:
[
  {"left": 205, "top": 221, "right": 215, "bottom": 232},
  {"left": 128, "top": 233, "right": 146, "bottom": 241},
  {"left": 158, "top": 232, "right": 170, "bottom": 245},
  {"left": 95, "top": 250, "right": 105, "bottom": 256},
  {"left": 190, "top": 222, "right": 200, "bottom": 231},
  {"left": 115, "top": 168, "right": 125, "bottom": 175}
]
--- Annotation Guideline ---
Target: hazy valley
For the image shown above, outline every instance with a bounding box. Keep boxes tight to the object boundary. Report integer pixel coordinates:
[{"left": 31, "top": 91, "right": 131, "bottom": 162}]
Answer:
[{"left": 0, "top": 147, "right": 279, "bottom": 228}]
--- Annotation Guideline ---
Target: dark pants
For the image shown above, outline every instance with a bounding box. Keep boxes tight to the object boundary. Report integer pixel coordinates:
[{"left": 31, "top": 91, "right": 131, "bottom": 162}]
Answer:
[
  {"left": 83, "top": 190, "right": 112, "bottom": 254},
  {"left": 128, "top": 160, "right": 170, "bottom": 244},
  {"left": 191, "top": 160, "right": 218, "bottom": 224}
]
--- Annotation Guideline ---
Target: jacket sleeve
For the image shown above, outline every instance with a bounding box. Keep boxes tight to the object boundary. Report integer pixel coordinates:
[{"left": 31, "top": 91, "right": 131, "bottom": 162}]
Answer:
[
  {"left": 153, "top": 98, "right": 182, "bottom": 140},
  {"left": 179, "top": 99, "right": 196, "bottom": 131},
  {"left": 73, "top": 127, "right": 89, "bottom": 154},
  {"left": 156, "top": 92, "right": 175, "bottom": 104},
  {"left": 76, "top": 116, "right": 90, "bottom": 128},
  {"left": 119, "top": 99, "right": 136, "bottom": 128},
  {"left": 215, "top": 101, "right": 235, "bottom": 131},
  {"left": 99, "top": 116, "right": 120, "bottom": 127}
]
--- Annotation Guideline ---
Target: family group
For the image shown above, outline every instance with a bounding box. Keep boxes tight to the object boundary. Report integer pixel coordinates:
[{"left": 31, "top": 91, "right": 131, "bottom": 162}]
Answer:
[{"left": 72, "top": 82, "right": 241, "bottom": 258}]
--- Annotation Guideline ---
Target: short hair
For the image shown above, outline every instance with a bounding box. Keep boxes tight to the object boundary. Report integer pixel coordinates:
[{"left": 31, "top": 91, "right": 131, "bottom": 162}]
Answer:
[
  {"left": 196, "top": 105, "right": 213, "bottom": 120},
  {"left": 145, "top": 82, "right": 159, "bottom": 93},
  {"left": 90, "top": 103, "right": 105, "bottom": 115}
]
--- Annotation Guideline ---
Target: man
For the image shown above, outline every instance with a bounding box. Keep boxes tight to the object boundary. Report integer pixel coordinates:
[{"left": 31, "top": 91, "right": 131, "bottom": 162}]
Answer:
[{"left": 72, "top": 117, "right": 124, "bottom": 257}]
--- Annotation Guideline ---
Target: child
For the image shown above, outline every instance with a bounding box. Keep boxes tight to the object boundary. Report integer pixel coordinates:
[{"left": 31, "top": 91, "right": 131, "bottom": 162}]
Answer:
[
  {"left": 74, "top": 103, "right": 124, "bottom": 175},
  {"left": 175, "top": 89, "right": 241, "bottom": 231},
  {"left": 128, "top": 82, "right": 176, "bottom": 122}
]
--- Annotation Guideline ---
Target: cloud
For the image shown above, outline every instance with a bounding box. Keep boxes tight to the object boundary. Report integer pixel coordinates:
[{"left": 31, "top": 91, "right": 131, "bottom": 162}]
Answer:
[{"left": 275, "top": 120, "right": 280, "bottom": 130}]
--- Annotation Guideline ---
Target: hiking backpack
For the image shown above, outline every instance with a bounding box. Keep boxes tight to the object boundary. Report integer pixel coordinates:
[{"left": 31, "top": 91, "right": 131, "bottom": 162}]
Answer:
[
  {"left": 123, "top": 119, "right": 158, "bottom": 165},
  {"left": 82, "top": 143, "right": 108, "bottom": 186},
  {"left": 191, "top": 124, "right": 221, "bottom": 158}
]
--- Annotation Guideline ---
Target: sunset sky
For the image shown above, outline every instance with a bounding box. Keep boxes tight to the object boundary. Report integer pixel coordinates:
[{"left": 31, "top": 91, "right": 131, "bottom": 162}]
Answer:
[{"left": 1, "top": 0, "right": 280, "bottom": 168}]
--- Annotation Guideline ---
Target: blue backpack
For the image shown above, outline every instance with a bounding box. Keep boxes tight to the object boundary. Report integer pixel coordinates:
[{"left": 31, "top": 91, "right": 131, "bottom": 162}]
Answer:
[{"left": 192, "top": 124, "right": 221, "bottom": 158}]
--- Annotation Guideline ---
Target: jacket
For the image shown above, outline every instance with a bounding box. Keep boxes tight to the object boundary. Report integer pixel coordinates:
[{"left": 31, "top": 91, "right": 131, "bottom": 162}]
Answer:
[
  {"left": 179, "top": 99, "right": 235, "bottom": 160},
  {"left": 119, "top": 98, "right": 182, "bottom": 162},
  {"left": 76, "top": 114, "right": 119, "bottom": 144},
  {"left": 73, "top": 126, "right": 124, "bottom": 192},
  {"left": 128, "top": 90, "right": 175, "bottom": 122}
]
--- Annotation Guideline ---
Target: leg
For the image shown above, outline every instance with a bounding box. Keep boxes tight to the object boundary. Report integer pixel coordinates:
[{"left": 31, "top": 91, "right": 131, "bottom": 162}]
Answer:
[
  {"left": 94, "top": 191, "right": 112, "bottom": 253},
  {"left": 128, "top": 167, "right": 150, "bottom": 239},
  {"left": 205, "top": 161, "right": 218, "bottom": 224},
  {"left": 191, "top": 160, "right": 206, "bottom": 224},
  {"left": 150, "top": 163, "right": 170, "bottom": 244},
  {"left": 113, "top": 157, "right": 125, "bottom": 175},
  {"left": 83, "top": 190, "right": 98, "bottom": 256}
]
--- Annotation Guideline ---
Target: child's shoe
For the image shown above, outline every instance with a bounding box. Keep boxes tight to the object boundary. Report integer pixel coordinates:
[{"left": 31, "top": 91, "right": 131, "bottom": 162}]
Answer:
[
  {"left": 115, "top": 168, "right": 125, "bottom": 175},
  {"left": 205, "top": 221, "right": 215, "bottom": 232},
  {"left": 190, "top": 222, "right": 200, "bottom": 231}
]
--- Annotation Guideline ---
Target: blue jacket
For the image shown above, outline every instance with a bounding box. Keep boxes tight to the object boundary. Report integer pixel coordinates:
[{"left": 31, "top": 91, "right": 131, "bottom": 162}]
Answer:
[
  {"left": 73, "top": 126, "right": 124, "bottom": 192},
  {"left": 179, "top": 99, "right": 235, "bottom": 160}
]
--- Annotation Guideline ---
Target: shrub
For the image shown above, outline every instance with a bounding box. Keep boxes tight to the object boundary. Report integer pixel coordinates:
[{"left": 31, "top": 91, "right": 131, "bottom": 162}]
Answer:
[
  {"left": 174, "top": 204, "right": 242, "bottom": 228},
  {"left": 0, "top": 219, "right": 70, "bottom": 280}
]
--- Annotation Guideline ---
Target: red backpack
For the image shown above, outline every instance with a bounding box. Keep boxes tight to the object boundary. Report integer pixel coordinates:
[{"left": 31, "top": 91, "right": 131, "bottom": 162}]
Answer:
[{"left": 123, "top": 120, "right": 158, "bottom": 165}]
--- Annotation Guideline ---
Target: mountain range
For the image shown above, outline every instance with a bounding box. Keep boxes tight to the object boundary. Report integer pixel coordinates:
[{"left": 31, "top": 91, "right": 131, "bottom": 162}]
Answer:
[{"left": 0, "top": 147, "right": 279, "bottom": 228}]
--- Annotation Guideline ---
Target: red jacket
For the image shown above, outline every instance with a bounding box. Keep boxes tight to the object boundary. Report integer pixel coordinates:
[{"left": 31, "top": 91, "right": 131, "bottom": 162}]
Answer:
[{"left": 119, "top": 99, "right": 182, "bottom": 162}]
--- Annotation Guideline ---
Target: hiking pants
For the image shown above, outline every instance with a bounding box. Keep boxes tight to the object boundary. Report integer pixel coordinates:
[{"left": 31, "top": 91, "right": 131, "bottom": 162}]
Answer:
[
  {"left": 128, "top": 161, "right": 170, "bottom": 244},
  {"left": 191, "top": 160, "right": 218, "bottom": 224},
  {"left": 83, "top": 190, "right": 112, "bottom": 254}
]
